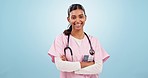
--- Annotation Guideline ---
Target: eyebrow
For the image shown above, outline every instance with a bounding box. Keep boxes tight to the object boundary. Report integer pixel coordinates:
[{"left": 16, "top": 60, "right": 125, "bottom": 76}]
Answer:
[
  {"left": 71, "top": 13, "right": 84, "bottom": 16},
  {"left": 79, "top": 14, "right": 84, "bottom": 16}
]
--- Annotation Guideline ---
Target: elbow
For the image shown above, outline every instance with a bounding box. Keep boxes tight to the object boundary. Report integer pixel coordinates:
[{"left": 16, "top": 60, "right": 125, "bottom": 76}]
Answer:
[
  {"left": 93, "top": 61, "right": 103, "bottom": 74},
  {"left": 55, "top": 64, "right": 62, "bottom": 71},
  {"left": 55, "top": 59, "right": 64, "bottom": 71},
  {"left": 91, "top": 65, "right": 102, "bottom": 74},
  {"left": 97, "top": 65, "right": 103, "bottom": 74},
  {"left": 55, "top": 57, "right": 69, "bottom": 72},
  {"left": 55, "top": 61, "right": 66, "bottom": 72},
  {"left": 55, "top": 61, "right": 74, "bottom": 72},
  {"left": 97, "top": 62, "right": 103, "bottom": 74}
]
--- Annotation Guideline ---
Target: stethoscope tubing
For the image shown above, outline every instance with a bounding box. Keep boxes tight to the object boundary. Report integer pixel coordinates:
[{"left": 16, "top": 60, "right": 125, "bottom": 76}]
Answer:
[{"left": 64, "top": 32, "right": 95, "bottom": 61}]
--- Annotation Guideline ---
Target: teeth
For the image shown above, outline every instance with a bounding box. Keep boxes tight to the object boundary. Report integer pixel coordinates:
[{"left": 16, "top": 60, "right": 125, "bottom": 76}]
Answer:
[{"left": 76, "top": 24, "right": 81, "bottom": 26}]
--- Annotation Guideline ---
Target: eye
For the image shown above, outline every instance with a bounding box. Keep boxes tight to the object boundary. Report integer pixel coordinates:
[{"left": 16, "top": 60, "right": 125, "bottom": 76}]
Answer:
[
  {"left": 71, "top": 16, "right": 76, "bottom": 19},
  {"left": 79, "top": 15, "right": 84, "bottom": 19}
]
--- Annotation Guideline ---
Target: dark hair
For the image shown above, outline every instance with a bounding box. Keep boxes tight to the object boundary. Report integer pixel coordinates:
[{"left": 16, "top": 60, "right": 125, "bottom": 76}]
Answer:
[{"left": 63, "top": 4, "right": 86, "bottom": 35}]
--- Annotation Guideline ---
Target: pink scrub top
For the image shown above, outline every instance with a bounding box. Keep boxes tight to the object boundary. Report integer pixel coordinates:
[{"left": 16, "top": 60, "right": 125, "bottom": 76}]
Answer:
[{"left": 48, "top": 33, "right": 110, "bottom": 78}]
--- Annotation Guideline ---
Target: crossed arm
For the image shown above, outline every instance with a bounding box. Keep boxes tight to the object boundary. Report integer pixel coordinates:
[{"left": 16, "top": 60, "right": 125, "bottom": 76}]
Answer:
[{"left": 55, "top": 55, "right": 103, "bottom": 74}]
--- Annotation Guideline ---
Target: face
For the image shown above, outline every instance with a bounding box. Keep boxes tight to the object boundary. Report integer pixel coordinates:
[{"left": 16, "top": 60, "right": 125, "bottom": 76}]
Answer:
[{"left": 67, "top": 9, "right": 86, "bottom": 31}]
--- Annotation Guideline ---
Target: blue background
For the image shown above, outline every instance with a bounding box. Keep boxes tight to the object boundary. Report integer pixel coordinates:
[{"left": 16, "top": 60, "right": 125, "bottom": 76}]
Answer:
[{"left": 0, "top": 0, "right": 148, "bottom": 78}]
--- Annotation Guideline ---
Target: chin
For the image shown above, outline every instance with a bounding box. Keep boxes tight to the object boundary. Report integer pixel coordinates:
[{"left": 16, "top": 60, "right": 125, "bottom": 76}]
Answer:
[
  {"left": 73, "top": 24, "right": 84, "bottom": 30},
  {"left": 75, "top": 27, "right": 82, "bottom": 30},
  {"left": 76, "top": 26, "right": 81, "bottom": 28}
]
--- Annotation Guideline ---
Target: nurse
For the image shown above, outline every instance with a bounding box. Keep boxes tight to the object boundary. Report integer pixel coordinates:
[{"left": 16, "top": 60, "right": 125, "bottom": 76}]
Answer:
[{"left": 48, "top": 4, "right": 110, "bottom": 78}]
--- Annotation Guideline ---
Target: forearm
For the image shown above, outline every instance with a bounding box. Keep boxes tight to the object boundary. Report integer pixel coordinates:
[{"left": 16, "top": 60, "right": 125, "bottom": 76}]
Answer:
[
  {"left": 55, "top": 57, "right": 81, "bottom": 72},
  {"left": 60, "top": 55, "right": 94, "bottom": 68},
  {"left": 55, "top": 57, "right": 95, "bottom": 72},
  {"left": 75, "top": 60, "right": 103, "bottom": 74}
]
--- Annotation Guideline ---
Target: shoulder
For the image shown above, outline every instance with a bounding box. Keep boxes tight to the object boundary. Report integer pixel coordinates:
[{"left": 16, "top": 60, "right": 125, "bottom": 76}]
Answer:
[
  {"left": 86, "top": 33, "right": 102, "bottom": 46},
  {"left": 87, "top": 34, "right": 99, "bottom": 42},
  {"left": 54, "top": 33, "right": 68, "bottom": 42},
  {"left": 55, "top": 33, "right": 67, "bottom": 39}
]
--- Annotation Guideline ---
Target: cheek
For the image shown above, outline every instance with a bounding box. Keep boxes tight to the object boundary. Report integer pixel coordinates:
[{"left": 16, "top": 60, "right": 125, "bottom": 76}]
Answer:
[
  {"left": 82, "top": 18, "right": 86, "bottom": 22},
  {"left": 69, "top": 20, "right": 75, "bottom": 24},
  {"left": 80, "top": 19, "right": 86, "bottom": 24}
]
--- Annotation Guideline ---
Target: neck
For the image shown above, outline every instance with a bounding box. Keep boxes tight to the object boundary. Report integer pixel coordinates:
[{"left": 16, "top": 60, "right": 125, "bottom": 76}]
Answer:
[{"left": 71, "top": 29, "right": 84, "bottom": 39}]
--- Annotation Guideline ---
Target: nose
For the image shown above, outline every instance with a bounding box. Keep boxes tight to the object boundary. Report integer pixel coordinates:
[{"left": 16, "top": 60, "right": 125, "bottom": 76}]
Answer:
[{"left": 76, "top": 18, "right": 81, "bottom": 24}]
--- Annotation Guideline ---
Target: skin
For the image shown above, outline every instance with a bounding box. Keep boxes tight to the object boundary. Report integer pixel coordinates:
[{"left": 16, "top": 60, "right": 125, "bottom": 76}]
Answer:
[
  {"left": 67, "top": 9, "right": 86, "bottom": 39},
  {"left": 61, "top": 9, "right": 95, "bottom": 68},
  {"left": 61, "top": 55, "right": 94, "bottom": 68}
]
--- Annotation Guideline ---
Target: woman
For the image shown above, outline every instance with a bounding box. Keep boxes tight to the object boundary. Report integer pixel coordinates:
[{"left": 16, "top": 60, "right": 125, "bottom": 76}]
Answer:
[{"left": 48, "top": 4, "right": 110, "bottom": 78}]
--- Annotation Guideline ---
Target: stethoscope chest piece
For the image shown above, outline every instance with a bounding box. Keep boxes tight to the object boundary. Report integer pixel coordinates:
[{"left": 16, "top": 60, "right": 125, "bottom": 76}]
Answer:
[{"left": 89, "top": 49, "right": 95, "bottom": 55}]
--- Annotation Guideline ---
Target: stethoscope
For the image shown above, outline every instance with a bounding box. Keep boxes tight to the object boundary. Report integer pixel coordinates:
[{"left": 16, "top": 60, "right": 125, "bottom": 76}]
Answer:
[{"left": 64, "top": 32, "right": 95, "bottom": 61}]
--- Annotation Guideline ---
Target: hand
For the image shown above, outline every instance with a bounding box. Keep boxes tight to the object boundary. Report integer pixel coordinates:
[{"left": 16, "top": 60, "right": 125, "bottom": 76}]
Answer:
[
  {"left": 80, "top": 61, "right": 95, "bottom": 68},
  {"left": 60, "top": 55, "right": 68, "bottom": 61}
]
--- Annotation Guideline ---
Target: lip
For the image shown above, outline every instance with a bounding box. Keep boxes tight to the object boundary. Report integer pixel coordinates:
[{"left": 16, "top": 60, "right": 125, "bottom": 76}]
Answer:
[
  {"left": 74, "top": 23, "right": 82, "bottom": 28},
  {"left": 75, "top": 24, "right": 81, "bottom": 27}
]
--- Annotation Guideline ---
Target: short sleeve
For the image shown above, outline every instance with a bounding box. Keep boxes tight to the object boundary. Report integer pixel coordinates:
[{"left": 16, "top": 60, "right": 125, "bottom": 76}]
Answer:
[
  {"left": 48, "top": 34, "right": 65, "bottom": 63},
  {"left": 94, "top": 38, "right": 110, "bottom": 63}
]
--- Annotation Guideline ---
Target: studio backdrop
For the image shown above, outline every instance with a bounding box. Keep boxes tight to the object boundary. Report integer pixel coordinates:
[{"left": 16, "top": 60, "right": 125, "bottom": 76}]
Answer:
[{"left": 0, "top": 0, "right": 148, "bottom": 78}]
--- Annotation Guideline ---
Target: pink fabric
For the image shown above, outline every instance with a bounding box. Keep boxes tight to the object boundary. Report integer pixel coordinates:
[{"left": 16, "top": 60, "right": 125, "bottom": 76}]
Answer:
[{"left": 48, "top": 33, "right": 110, "bottom": 78}]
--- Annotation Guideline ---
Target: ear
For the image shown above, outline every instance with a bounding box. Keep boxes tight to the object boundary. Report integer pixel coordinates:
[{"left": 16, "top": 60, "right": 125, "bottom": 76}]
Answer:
[
  {"left": 67, "top": 17, "right": 70, "bottom": 22},
  {"left": 85, "top": 15, "right": 87, "bottom": 21}
]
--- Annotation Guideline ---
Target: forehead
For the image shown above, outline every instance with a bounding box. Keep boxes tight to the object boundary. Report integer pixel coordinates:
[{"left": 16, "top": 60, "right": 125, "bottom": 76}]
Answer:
[{"left": 70, "top": 9, "right": 85, "bottom": 16}]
